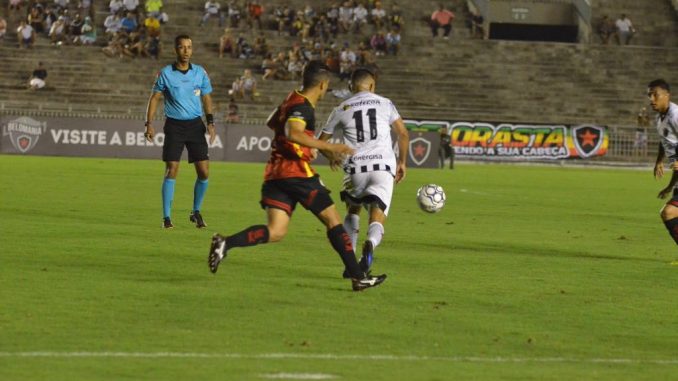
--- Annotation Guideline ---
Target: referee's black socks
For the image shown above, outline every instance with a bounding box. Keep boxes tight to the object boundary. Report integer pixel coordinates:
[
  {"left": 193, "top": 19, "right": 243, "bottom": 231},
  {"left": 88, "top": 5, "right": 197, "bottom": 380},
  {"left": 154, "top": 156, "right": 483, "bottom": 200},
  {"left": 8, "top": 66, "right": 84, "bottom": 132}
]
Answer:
[
  {"left": 663, "top": 218, "right": 678, "bottom": 245},
  {"left": 327, "top": 225, "right": 363, "bottom": 278},
  {"left": 226, "top": 225, "right": 270, "bottom": 248}
]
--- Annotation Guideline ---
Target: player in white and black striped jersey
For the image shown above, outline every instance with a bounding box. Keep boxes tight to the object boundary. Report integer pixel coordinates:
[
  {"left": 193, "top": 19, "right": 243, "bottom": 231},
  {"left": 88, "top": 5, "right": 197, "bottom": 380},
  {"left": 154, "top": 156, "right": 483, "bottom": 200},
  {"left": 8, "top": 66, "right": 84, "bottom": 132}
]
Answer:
[
  {"left": 649, "top": 79, "right": 678, "bottom": 249},
  {"left": 319, "top": 67, "right": 409, "bottom": 276}
]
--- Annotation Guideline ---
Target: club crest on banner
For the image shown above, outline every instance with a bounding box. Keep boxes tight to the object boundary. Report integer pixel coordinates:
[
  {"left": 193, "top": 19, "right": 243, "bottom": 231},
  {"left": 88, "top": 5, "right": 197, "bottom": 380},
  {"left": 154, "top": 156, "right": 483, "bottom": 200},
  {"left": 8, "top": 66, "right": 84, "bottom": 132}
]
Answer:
[
  {"left": 409, "top": 137, "right": 431, "bottom": 166},
  {"left": 2, "top": 117, "right": 47, "bottom": 154},
  {"left": 572, "top": 125, "right": 604, "bottom": 158}
]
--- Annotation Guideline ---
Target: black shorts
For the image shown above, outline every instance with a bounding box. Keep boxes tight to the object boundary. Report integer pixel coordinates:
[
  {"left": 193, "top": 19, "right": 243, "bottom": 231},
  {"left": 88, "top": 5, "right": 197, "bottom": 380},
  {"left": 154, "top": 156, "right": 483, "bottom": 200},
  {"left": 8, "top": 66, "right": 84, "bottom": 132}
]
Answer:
[
  {"left": 162, "top": 117, "right": 208, "bottom": 163},
  {"left": 260, "top": 176, "right": 334, "bottom": 217},
  {"left": 669, "top": 189, "right": 678, "bottom": 207}
]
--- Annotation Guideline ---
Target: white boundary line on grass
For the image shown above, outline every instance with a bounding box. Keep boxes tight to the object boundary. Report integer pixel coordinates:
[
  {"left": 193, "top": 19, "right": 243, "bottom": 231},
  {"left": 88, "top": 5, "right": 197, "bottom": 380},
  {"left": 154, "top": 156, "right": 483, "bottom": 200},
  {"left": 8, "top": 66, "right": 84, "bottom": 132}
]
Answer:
[{"left": 0, "top": 352, "right": 677, "bottom": 365}]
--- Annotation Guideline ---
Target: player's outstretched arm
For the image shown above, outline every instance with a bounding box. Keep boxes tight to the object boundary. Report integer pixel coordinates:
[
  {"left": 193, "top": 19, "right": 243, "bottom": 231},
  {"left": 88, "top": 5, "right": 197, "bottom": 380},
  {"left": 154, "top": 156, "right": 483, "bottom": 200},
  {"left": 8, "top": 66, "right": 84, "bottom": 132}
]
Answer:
[
  {"left": 201, "top": 93, "right": 216, "bottom": 144},
  {"left": 392, "top": 118, "right": 409, "bottom": 184},
  {"left": 655, "top": 143, "right": 666, "bottom": 179},
  {"left": 317, "top": 132, "right": 342, "bottom": 170},
  {"left": 287, "top": 120, "right": 354, "bottom": 156},
  {"left": 144, "top": 91, "right": 163, "bottom": 142},
  {"left": 658, "top": 170, "right": 678, "bottom": 199}
]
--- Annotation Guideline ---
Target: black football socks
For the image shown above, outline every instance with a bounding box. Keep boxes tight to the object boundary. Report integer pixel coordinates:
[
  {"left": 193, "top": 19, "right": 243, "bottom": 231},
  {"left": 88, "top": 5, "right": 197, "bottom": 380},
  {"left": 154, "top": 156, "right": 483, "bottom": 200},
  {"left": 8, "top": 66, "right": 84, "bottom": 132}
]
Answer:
[
  {"left": 663, "top": 218, "right": 678, "bottom": 245},
  {"left": 327, "top": 224, "right": 363, "bottom": 278},
  {"left": 226, "top": 225, "right": 270, "bottom": 248}
]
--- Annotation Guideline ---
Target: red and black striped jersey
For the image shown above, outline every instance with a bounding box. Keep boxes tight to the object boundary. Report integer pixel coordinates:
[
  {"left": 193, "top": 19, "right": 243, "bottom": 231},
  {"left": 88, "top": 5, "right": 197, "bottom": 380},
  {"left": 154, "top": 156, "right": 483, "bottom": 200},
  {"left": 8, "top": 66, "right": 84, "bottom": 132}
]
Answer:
[{"left": 263, "top": 91, "right": 317, "bottom": 181}]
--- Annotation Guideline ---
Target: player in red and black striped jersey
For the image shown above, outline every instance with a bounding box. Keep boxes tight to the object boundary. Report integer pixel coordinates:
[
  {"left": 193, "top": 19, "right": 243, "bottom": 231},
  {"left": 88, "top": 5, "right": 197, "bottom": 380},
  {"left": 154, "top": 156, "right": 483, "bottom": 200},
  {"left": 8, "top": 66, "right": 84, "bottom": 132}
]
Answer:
[{"left": 207, "top": 61, "right": 387, "bottom": 291}]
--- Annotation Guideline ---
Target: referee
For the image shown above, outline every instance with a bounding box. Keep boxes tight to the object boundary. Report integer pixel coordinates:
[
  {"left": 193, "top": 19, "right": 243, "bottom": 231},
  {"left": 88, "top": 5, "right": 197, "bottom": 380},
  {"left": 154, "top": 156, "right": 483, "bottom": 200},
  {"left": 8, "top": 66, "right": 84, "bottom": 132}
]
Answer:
[{"left": 145, "top": 34, "right": 216, "bottom": 229}]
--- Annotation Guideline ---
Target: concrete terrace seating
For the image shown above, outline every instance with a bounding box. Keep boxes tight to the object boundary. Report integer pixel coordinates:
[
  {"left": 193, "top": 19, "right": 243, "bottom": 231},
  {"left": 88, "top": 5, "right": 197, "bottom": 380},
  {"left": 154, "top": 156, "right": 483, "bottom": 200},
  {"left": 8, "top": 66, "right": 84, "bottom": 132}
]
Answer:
[{"left": 1, "top": 0, "right": 676, "bottom": 129}]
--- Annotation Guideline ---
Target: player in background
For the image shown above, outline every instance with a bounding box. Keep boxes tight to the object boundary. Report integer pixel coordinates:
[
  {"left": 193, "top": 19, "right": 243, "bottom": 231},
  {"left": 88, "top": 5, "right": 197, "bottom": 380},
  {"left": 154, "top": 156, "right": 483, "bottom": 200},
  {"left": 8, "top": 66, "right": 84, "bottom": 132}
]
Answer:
[
  {"left": 318, "top": 67, "right": 409, "bottom": 276},
  {"left": 650, "top": 79, "right": 678, "bottom": 248},
  {"left": 145, "top": 34, "right": 216, "bottom": 229},
  {"left": 207, "top": 61, "right": 387, "bottom": 291}
]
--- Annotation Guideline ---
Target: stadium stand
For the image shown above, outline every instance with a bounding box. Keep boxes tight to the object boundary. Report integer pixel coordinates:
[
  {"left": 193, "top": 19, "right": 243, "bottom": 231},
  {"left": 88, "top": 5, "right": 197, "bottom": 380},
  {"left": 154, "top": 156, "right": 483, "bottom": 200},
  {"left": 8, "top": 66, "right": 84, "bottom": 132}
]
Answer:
[{"left": 0, "top": 0, "right": 676, "bottom": 131}]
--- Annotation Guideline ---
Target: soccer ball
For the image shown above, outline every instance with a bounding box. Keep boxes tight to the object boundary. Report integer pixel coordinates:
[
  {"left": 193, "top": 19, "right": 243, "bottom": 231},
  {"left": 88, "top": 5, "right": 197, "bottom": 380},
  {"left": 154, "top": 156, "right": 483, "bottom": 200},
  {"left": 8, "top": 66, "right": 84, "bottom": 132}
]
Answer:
[{"left": 416, "top": 184, "right": 446, "bottom": 213}]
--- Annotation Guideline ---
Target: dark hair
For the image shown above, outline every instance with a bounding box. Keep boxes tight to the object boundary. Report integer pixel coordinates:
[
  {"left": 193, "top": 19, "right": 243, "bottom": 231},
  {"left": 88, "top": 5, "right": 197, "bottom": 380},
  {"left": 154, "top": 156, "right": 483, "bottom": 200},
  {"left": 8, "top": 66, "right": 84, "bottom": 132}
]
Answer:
[
  {"left": 302, "top": 60, "right": 331, "bottom": 88},
  {"left": 175, "top": 34, "right": 191, "bottom": 48},
  {"left": 648, "top": 79, "right": 670, "bottom": 93},
  {"left": 350, "top": 66, "right": 378, "bottom": 86}
]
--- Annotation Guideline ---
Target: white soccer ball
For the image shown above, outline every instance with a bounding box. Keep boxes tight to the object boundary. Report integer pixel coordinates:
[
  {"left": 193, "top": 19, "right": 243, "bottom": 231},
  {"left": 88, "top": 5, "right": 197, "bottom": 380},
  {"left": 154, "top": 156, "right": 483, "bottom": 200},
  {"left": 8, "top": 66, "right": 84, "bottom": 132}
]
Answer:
[{"left": 417, "top": 184, "right": 446, "bottom": 213}]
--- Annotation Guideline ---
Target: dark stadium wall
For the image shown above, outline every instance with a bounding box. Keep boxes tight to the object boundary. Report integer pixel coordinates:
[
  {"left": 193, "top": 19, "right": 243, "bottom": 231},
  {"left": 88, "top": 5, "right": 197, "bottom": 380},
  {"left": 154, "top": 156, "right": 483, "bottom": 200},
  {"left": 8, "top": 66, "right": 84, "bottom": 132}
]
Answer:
[{"left": 489, "top": 23, "right": 579, "bottom": 42}]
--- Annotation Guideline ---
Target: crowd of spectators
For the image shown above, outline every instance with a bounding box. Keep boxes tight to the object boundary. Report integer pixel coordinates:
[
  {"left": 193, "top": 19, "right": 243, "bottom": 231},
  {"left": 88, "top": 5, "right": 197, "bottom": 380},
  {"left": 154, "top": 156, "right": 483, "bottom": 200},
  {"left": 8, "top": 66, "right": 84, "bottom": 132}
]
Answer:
[
  {"left": 596, "top": 13, "right": 637, "bottom": 45},
  {"left": 101, "top": 0, "right": 166, "bottom": 59}
]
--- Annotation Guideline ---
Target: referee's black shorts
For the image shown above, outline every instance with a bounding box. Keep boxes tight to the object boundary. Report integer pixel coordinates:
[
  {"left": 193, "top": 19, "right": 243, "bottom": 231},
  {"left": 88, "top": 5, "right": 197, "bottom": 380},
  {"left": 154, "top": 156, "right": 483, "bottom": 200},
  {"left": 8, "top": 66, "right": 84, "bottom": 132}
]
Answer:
[{"left": 162, "top": 117, "right": 209, "bottom": 163}]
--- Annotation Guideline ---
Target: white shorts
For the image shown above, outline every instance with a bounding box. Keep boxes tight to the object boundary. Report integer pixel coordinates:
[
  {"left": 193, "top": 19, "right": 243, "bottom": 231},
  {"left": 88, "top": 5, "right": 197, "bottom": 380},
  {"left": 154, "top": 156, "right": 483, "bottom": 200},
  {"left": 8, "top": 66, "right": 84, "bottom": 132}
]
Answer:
[
  {"left": 29, "top": 78, "right": 45, "bottom": 89},
  {"left": 341, "top": 170, "right": 394, "bottom": 216}
]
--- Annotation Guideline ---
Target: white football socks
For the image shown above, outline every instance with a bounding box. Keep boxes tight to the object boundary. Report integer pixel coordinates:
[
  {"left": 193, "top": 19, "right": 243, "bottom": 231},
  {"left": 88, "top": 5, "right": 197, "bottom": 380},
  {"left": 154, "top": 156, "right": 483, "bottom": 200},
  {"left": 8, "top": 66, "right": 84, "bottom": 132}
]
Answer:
[
  {"left": 343, "top": 213, "right": 360, "bottom": 251},
  {"left": 367, "top": 222, "right": 384, "bottom": 248}
]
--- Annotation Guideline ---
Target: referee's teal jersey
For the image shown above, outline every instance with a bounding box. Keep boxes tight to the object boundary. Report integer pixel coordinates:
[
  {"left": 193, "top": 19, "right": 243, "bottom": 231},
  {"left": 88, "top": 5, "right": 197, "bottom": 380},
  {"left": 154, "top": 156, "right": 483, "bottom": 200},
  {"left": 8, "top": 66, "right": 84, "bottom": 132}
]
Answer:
[{"left": 152, "top": 63, "right": 213, "bottom": 120}]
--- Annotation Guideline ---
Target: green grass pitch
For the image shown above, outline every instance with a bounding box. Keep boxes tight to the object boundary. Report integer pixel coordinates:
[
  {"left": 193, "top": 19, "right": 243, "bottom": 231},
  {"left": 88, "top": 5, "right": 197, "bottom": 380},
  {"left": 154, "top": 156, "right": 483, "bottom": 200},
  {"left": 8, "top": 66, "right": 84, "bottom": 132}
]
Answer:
[{"left": 0, "top": 155, "right": 676, "bottom": 380}]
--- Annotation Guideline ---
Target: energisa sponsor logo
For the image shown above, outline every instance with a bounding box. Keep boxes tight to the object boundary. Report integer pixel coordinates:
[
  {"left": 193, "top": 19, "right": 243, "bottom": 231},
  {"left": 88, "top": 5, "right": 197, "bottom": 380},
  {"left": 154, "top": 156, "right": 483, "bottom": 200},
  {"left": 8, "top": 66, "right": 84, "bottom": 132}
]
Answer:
[
  {"left": 49, "top": 129, "right": 222, "bottom": 148},
  {"left": 2, "top": 117, "right": 47, "bottom": 153}
]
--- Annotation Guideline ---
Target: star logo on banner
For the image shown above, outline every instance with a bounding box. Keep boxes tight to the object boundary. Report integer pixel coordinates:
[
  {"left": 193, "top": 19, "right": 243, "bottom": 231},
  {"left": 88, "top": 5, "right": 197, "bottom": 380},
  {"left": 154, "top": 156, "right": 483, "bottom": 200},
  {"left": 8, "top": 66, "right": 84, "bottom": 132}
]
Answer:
[
  {"left": 578, "top": 130, "right": 598, "bottom": 147},
  {"left": 414, "top": 143, "right": 427, "bottom": 158}
]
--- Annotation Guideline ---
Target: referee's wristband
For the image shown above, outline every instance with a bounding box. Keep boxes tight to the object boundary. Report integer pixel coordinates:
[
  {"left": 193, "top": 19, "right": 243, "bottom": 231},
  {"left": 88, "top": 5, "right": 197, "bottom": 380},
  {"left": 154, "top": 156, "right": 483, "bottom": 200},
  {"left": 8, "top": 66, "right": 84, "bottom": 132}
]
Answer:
[{"left": 206, "top": 114, "right": 214, "bottom": 125}]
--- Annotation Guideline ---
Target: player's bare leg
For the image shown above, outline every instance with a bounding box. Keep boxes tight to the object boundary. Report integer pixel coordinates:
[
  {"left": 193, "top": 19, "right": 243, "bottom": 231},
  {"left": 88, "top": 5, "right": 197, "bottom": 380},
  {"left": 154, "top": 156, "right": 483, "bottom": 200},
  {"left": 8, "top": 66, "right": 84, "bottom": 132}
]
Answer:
[
  {"left": 162, "top": 161, "right": 180, "bottom": 228},
  {"left": 660, "top": 203, "right": 678, "bottom": 245},
  {"left": 190, "top": 160, "right": 210, "bottom": 228}
]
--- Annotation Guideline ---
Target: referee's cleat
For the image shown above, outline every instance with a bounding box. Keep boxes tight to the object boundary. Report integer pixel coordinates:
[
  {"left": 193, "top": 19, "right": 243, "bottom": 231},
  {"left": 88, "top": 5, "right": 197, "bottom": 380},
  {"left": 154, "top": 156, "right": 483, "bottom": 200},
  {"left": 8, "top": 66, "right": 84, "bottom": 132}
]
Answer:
[
  {"left": 208, "top": 234, "right": 228, "bottom": 273},
  {"left": 352, "top": 273, "right": 387, "bottom": 291},
  {"left": 190, "top": 211, "right": 207, "bottom": 228},
  {"left": 163, "top": 217, "right": 174, "bottom": 229}
]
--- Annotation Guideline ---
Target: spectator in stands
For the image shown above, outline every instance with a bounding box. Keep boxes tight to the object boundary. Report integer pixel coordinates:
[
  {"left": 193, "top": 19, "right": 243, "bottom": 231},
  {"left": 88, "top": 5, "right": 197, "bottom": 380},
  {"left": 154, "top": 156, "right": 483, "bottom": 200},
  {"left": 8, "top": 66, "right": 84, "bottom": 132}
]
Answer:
[
  {"left": 218, "top": 28, "right": 234, "bottom": 58},
  {"left": 76, "top": 16, "right": 96, "bottom": 44},
  {"left": 69, "top": 12, "right": 84, "bottom": 42},
  {"left": 274, "top": 5, "right": 286, "bottom": 35},
  {"left": 227, "top": 1, "right": 241, "bottom": 28},
  {"left": 109, "top": 0, "right": 123, "bottom": 14},
  {"left": 78, "top": 0, "right": 94, "bottom": 21},
  {"left": 389, "top": 4, "right": 403, "bottom": 31},
  {"left": 288, "top": 55, "right": 303, "bottom": 80},
  {"left": 236, "top": 33, "right": 253, "bottom": 59},
  {"left": 226, "top": 98, "right": 240, "bottom": 123},
  {"left": 385, "top": 27, "right": 400, "bottom": 55},
  {"left": 120, "top": 11, "right": 137, "bottom": 33},
  {"left": 240, "top": 69, "right": 258, "bottom": 100},
  {"left": 145, "top": 0, "right": 163, "bottom": 18},
  {"left": 49, "top": 15, "right": 67, "bottom": 44},
  {"left": 9, "top": 0, "right": 25, "bottom": 13},
  {"left": 338, "top": 1, "right": 353, "bottom": 33},
  {"left": 201, "top": 0, "right": 224, "bottom": 27},
  {"left": 104, "top": 12, "right": 122, "bottom": 37},
  {"left": 253, "top": 32, "right": 269, "bottom": 57},
  {"left": 28, "top": 62, "right": 48, "bottom": 90},
  {"left": 261, "top": 52, "right": 276, "bottom": 80},
  {"left": 122, "top": 0, "right": 139, "bottom": 14},
  {"left": 102, "top": 30, "right": 127, "bottom": 57},
  {"left": 596, "top": 15, "right": 614, "bottom": 44},
  {"left": 144, "top": 14, "right": 161, "bottom": 37},
  {"left": 470, "top": 9, "right": 484, "bottom": 39},
  {"left": 125, "top": 30, "right": 146, "bottom": 57},
  {"left": 290, "top": 15, "right": 303, "bottom": 37},
  {"left": 272, "top": 51, "right": 289, "bottom": 79},
  {"left": 146, "top": 35, "right": 161, "bottom": 59},
  {"left": 303, "top": 3, "right": 315, "bottom": 19},
  {"left": 431, "top": 4, "right": 454, "bottom": 39},
  {"left": 17, "top": 20, "right": 36, "bottom": 48},
  {"left": 43, "top": 6, "right": 58, "bottom": 33},
  {"left": 370, "top": 30, "right": 386, "bottom": 56},
  {"left": 228, "top": 76, "right": 242, "bottom": 98},
  {"left": 371, "top": 1, "right": 386, "bottom": 31},
  {"left": 615, "top": 14, "right": 635, "bottom": 45},
  {"left": 352, "top": 2, "right": 368, "bottom": 33},
  {"left": 247, "top": 1, "right": 263, "bottom": 30},
  {"left": 53, "top": 0, "right": 69, "bottom": 13},
  {"left": 28, "top": 5, "right": 45, "bottom": 35},
  {"left": 339, "top": 43, "right": 356, "bottom": 81},
  {"left": 0, "top": 17, "right": 6, "bottom": 40}
]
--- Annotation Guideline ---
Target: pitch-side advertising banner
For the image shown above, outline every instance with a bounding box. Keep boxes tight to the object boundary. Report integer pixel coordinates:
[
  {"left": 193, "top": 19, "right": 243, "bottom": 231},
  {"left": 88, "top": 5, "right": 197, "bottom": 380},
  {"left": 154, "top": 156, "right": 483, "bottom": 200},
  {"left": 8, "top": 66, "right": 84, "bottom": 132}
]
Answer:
[
  {"left": 0, "top": 116, "right": 440, "bottom": 168},
  {"left": 404, "top": 119, "right": 608, "bottom": 160}
]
